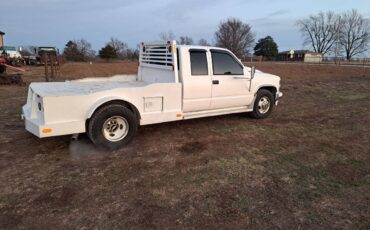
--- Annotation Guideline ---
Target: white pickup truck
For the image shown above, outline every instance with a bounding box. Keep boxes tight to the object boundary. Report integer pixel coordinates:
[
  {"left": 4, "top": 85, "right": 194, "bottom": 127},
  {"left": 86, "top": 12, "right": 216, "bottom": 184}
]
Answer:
[{"left": 22, "top": 41, "right": 282, "bottom": 149}]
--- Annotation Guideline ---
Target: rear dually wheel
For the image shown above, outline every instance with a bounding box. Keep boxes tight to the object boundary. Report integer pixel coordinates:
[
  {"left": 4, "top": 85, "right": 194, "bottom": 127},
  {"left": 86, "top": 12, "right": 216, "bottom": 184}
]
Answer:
[{"left": 88, "top": 104, "right": 138, "bottom": 150}]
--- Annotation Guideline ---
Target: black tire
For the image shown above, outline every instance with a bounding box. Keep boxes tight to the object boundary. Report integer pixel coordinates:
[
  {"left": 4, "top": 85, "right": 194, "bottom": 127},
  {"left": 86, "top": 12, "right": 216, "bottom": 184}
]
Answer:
[
  {"left": 0, "top": 65, "right": 5, "bottom": 74},
  {"left": 250, "top": 89, "right": 275, "bottom": 119},
  {"left": 88, "top": 104, "right": 138, "bottom": 150}
]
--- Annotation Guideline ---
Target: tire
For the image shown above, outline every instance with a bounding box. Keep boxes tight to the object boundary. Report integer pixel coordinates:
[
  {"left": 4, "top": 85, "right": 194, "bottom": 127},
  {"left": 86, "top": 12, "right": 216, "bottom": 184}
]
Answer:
[
  {"left": 250, "top": 89, "right": 275, "bottom": 119},
  {"left": 0, "top": 65, "right": 5, "bottom": 74},
  {"left": 88, "top": 104, "right": 138, "bottom": 150}
]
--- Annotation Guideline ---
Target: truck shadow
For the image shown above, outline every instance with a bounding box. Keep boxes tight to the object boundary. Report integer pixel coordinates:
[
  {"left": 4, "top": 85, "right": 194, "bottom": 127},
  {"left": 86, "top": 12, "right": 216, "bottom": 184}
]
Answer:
[
  {"left": 68, "top": 134, "right": 110, "bottom": 160},
  {"left": 66, "top": 113, "right": 253, "bottom": 160}
]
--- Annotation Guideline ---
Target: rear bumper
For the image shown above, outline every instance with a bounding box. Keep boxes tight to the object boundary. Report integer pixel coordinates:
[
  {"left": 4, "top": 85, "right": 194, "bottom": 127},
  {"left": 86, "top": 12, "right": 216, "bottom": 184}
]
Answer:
[
  {"left": 24, "top": 116, "right": 43, "bottom": 137},
  {"left": 22, "top": 105, "right": 85, "bottom": 138}
]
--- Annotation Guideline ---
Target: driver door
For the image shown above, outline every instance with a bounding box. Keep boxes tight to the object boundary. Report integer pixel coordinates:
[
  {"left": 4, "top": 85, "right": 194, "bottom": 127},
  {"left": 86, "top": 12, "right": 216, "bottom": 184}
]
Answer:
[{"left": 210, "top": 50, "right": 254, "bottom": 109}]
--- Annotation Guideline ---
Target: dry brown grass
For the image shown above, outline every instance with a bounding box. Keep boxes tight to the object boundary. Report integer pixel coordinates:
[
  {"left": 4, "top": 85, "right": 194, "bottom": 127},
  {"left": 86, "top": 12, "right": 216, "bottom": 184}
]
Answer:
[
  {"left": 21, "top": 61, "right": 138, "bottom": 82},
  {"left": 0, "top": 62, "right": 369, "bottom": 229},
  {"left": 246, "top": 62, "right": 369, "bottom": 81}
]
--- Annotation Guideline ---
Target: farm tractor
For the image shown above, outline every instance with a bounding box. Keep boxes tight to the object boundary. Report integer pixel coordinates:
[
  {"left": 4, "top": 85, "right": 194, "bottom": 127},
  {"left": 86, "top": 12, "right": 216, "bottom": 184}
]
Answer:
[{"left": 0, "top": 54, "right": 25, "bottom": 85}]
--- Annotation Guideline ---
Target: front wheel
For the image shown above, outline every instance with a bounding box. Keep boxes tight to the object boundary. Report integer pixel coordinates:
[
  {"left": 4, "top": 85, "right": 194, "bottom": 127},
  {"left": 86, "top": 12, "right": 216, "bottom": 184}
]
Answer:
[
  {"left": 250, "top": 89, "right": 275, "bottom": 119},
  {"left": 88, "top": 104, "right": 138, "bottom": 150}
]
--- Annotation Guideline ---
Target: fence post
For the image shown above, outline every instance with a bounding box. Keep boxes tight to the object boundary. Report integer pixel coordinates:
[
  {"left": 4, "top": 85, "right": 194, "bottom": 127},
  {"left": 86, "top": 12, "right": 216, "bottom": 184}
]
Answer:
[
  {"left": 43, "top": 53, "right": 49, "bottom": 82},
  {"left": 50, "top": 55, "right": 55, "bottom": 80}
]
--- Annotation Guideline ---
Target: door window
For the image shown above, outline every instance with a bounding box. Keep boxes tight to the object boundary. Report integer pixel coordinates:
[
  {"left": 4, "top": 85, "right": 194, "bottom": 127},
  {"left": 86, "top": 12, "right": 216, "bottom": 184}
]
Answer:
[
  {"left": 190, "top": 50, "right": 208, "bottom": 75},
  {"left": 211, "top": 51, "right": 243, "bottom": 75}
]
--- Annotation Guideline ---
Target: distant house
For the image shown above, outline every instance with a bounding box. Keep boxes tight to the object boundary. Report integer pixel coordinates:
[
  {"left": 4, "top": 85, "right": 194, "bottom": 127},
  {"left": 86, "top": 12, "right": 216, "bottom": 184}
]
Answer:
[
  {"left": 278, "top": 50, "right": 323, "bottom": 63},
  {"left": 0, "top": 31, "right": 5, "bottom": 48}
]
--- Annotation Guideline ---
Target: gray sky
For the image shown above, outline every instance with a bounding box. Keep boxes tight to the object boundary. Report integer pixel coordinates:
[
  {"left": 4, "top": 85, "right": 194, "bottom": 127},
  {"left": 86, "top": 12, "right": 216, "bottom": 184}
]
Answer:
[{"left": 1, "top": 0, "right": 369, "bottom": 53}]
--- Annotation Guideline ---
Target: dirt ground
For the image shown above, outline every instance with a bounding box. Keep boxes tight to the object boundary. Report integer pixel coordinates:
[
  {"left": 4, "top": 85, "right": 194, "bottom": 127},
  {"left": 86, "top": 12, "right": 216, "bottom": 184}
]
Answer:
[{"left": 0, "top": 62, "right": 369, "bottom": 229}]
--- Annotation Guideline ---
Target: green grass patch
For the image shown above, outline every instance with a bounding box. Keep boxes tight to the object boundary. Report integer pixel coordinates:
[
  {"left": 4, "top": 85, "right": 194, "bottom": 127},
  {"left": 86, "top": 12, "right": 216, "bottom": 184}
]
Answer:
[{"left": 327, "top": 89, "right": 370, "bottom": 102}]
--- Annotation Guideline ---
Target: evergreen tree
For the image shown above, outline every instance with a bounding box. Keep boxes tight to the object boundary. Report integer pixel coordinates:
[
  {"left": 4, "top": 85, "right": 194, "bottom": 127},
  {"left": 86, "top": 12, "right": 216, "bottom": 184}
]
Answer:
[
  {"left": 253, "top": 36, "right": 279, "bottom": 57},
  {"left": 99, "top": 45, "right": 118, "bottom": 60}
]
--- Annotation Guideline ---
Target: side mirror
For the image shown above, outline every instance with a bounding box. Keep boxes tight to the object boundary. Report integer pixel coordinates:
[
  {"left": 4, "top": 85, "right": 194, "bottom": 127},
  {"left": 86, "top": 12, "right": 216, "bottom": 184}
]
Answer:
[{"left": 251, "top": 66, "right": 256, "bottom": 79}]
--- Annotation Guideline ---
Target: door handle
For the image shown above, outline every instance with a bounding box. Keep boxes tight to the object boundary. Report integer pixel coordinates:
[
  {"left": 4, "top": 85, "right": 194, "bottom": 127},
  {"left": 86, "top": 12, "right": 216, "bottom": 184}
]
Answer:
[{"left": 212, "top": 80, "right": 219, "bottom": 85}]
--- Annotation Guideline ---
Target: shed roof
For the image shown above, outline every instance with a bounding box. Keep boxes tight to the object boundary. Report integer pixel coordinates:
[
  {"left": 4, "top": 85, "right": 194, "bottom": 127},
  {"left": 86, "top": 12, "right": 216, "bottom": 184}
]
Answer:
[{"left": 0, "top": 31, "right": 5, "bottom": 35}]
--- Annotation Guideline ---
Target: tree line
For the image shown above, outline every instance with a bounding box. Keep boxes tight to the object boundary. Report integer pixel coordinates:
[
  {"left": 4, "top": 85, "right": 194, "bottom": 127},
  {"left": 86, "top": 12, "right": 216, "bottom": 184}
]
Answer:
[
  {"left": 60, "top": 8, "right": 369, "bottom": 62},
  {"left": 297, "top": 9, "right": 370, "bottom": 60},
  {"left": 61, "top": 18, "right": 258, "bottom": 61},
  {"left": 63, "top": 38, "right": 139, "bottom": 62},
  {"left": 250, "top": 9, "right": 369, "bottom": 60}
]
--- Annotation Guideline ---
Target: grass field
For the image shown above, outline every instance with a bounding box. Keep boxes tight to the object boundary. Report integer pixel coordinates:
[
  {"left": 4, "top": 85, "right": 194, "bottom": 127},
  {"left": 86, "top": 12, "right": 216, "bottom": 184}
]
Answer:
[{"left": 0, "top": 62, "right": 369, "bottom": 229}]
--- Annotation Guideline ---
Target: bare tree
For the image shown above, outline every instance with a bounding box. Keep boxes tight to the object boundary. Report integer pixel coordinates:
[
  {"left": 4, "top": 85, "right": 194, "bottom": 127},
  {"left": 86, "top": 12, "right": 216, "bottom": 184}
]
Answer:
[
  {"left": 198, "top": 38, "right": 210, "bottom": 46},
  {"left": 339, "top": 9, "right": 370, "bottom": 60},
  {"left": 297, "top": 11, "right": 340, "bottom": 55},
  {"left": 159, "top": 31, "right": 176, "bottom": 41},
  {"left": 107, "top": 37, "right": 128, "bottom": 59},
  {"left": 126, "top": 48, "right": 139, "bottom": 60},
  {"left": 76, "top": 39, "right": 95, "bottom": 59},
  {"left": 63, "top": 38, "right": 95, "bottom": 61},
  {"left": 178, "top": 36, "right": 193, "bottom": 45},
  {"left": 215, "top": 18, "right": 255, "bottom": 58}
]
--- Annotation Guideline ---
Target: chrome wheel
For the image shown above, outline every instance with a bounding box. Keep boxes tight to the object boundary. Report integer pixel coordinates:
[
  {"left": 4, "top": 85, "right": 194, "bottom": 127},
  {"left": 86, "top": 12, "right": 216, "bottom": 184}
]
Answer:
[
  {"left": 257, "top": 96, "right": 271, "bottom": 114},
  {"left": 102, "top": 116, "right": 129, "bottom": 142}
]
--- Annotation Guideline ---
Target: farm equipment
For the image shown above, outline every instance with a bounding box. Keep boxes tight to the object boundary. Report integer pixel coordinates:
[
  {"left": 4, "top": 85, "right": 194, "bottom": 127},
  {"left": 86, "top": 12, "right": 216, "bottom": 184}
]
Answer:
[
  {"left": 37, "top": 47, "right": 59, "bottom": 65},
  {"left": 23, "top": 55, "right": 37, "bottom": 65},
  {"left": 0, "top": 57, "right": 6, "bottom": 73},
  {"left": 23, "top": 47, "right": 59, "bottom": 66},
  {"left": 0, "top": 56, "right": 25, "bottom": 85},
  {"left": 0, "top": 31, "right": 25, "bottom": 84},
  {"left": 0, "top": 46, "right": 24, "bottom": 66}
]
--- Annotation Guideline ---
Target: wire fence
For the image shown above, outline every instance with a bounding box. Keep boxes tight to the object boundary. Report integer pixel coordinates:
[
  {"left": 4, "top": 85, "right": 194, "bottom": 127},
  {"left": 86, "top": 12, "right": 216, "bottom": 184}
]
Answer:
[
  {"left": 242, "top": 55, "right": 370, "bottom": 66},
  {"left": 322, "top": 57, "right": 370, "bottom": 65}
]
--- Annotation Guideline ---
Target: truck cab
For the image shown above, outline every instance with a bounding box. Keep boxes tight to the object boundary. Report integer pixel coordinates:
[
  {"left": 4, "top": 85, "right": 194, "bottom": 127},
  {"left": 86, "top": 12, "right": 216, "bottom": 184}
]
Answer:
[
  {"left": 180, "top": 46, "right": 264, "bottom": 112},
  {"left": 23, "top": 41, "right": 282, "bottom": 149}
]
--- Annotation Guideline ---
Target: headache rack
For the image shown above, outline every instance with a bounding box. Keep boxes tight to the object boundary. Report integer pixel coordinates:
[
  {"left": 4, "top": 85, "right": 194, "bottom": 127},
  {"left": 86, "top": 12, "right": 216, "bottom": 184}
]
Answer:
[
  {"left": 139, "top": 41, "right": 176, "bottom": 70},
  {"left": 138, "top": 40, "right": 179, "bottom": 83}
]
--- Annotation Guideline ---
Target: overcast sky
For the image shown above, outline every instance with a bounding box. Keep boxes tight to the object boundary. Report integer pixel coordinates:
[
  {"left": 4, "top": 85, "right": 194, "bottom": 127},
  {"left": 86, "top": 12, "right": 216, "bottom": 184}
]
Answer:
[{"left": 1, "top": 0, "right": 369, "bottom": 53}]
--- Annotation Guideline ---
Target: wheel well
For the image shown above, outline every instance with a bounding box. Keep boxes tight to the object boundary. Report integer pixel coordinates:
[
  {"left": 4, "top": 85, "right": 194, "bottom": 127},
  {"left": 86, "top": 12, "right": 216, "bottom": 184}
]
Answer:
[
  {"left": 86, "top": 100, "right": 140, "bottom": 130},
  {"left": 259, "top": 86, "right": 277, "bottom": 97}
]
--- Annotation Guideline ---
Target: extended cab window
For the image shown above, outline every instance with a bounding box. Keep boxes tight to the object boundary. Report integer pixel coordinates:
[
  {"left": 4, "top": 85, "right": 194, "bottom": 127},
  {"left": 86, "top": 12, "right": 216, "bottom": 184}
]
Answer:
[
  {"left": 211, "top": 50, "right": 243, "bottom": 75},
  {"left": 190, "top": 50, "right": 208, "bottom": 75}
]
